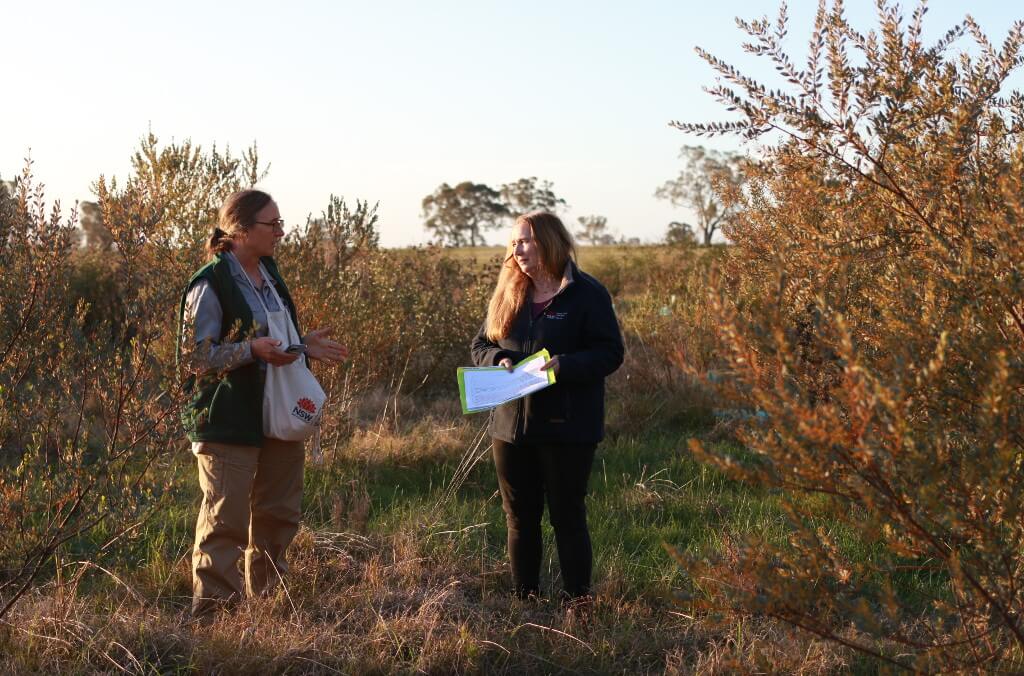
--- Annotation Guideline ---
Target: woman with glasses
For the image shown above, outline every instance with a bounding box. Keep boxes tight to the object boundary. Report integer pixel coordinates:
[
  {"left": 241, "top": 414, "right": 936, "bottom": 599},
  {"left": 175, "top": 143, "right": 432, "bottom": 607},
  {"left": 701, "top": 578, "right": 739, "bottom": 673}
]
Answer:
[
  {"left": 178, "top": 189, "right": 348, "bottom": 619},
  {"left": 470, "top": 211, "right": 624, "bottom": 606}
]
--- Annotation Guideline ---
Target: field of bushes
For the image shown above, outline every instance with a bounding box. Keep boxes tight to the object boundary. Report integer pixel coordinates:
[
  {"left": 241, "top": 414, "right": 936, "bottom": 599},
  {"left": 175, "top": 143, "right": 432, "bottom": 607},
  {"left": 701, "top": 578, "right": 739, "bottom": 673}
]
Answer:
[
  {"left": 1, "top": 168, "right": 847, "bottom": 672},
  {"left": 5, "top": 5, "right": 1024, "bottom": 672}
]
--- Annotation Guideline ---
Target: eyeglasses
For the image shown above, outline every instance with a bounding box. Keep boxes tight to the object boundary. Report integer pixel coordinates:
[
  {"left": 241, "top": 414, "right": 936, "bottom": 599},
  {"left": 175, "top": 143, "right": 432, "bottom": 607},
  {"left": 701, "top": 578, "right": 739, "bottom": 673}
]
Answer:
[{"left": 253, "top": 218, "right": 285, "bottom": 230}]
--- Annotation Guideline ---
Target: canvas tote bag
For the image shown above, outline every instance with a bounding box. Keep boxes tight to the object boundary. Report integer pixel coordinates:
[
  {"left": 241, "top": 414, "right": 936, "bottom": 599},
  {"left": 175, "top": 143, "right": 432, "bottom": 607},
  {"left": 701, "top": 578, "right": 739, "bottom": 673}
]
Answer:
[{"left": 242, "top": 259, "right": 326, "bottom": 441}]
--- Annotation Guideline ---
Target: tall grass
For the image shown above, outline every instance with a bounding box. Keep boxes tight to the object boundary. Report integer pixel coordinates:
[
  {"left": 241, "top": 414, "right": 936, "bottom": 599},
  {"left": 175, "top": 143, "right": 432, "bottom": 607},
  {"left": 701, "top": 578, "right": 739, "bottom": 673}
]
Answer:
[{"left": 1, "top": 392, "right": 854, "bottom": 673}]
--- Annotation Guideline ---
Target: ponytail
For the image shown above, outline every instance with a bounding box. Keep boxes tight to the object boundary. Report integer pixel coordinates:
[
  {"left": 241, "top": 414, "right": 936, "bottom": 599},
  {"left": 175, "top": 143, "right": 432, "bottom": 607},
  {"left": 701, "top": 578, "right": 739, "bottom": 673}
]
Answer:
[{"left": 207, "top": 227, "right": 234, "bottom": 255}]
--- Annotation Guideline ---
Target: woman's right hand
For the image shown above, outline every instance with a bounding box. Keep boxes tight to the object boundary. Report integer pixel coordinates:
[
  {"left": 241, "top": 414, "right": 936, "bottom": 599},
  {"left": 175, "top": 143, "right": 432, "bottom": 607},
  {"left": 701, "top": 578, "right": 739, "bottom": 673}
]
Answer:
[
  {"left": 250, "top": 337, "right": 300, "bottom": 366},
  {"left": 498, "top": 357, "right": 514, "bottom": 372}
]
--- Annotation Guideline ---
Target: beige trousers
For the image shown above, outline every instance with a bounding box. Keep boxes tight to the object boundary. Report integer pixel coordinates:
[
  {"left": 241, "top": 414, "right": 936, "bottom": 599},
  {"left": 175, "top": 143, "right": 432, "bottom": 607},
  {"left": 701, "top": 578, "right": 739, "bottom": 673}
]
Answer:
[{"left": 191, "top": 438, "right": 304, "bottom": 617}]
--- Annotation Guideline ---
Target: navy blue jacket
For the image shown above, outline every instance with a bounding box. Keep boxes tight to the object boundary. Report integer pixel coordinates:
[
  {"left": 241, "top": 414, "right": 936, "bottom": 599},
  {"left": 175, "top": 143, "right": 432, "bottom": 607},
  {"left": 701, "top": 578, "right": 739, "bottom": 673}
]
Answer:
[{"left": 470, "top": 261, "right": 624, "bottom": 444}]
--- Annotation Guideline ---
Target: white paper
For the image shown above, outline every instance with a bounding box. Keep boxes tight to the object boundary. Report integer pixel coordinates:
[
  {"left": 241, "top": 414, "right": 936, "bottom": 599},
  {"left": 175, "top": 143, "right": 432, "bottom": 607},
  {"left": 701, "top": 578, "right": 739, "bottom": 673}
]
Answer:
[{"left": 462, "top": 356, "right": 553, "bottom": 412}]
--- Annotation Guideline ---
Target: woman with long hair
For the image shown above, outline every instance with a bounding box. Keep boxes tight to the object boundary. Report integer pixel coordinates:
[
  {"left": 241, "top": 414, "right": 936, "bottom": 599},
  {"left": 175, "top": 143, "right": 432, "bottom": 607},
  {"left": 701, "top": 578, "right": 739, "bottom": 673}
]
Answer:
[
  {"left": 471, "top": 211, "right": 624, "bottom": 604},
  {"left": 178, "top": 189, "right": 348, "bottom": 618}
]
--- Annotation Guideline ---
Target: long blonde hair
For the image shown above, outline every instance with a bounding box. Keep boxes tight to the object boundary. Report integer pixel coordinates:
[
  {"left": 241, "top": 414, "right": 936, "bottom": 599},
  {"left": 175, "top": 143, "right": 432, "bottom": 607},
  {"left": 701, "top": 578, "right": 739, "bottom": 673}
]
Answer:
[{"left": 485, "top": 212, "right": 576, "bottom": 340}]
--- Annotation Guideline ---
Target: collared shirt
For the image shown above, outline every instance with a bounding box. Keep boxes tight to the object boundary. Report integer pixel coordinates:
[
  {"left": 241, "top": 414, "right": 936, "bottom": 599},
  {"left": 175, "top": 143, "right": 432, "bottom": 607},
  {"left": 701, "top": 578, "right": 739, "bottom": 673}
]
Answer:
[{"left": 181, "top": 252, "right": 283, "bottom": 376}]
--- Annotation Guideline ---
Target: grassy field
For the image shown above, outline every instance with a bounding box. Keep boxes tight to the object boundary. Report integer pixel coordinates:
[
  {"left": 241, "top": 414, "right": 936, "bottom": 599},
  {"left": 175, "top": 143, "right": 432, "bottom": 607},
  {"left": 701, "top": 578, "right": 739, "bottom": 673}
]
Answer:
[{"left": 0, "top": 388, "right": 863, "bottom": 673}]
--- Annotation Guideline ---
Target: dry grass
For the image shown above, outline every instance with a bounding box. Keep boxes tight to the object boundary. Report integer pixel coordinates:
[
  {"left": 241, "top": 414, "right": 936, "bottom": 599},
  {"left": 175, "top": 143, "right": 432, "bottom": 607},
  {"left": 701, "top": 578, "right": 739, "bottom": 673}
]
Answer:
[
  {"left": 0, "top": 393, "right": 862, "bottom": 674},
  {"left": 2, "top": 522, "right": 852, "bottom": 675}
]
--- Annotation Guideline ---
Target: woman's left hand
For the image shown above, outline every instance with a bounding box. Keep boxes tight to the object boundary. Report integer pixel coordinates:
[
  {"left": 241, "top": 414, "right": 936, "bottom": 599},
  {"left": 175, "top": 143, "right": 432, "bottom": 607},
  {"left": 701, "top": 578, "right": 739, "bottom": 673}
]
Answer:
[
  {"left": 304, "top": 328, "right": 349, "bottom": 363},
  {"left": 541, "top": 356, "right": 560, "bottom": 376}
]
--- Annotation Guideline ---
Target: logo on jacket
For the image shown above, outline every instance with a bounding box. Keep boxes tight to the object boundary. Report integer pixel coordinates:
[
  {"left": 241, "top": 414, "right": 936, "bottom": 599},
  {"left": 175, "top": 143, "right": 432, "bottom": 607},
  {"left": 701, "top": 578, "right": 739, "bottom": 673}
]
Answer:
[
  {"left": 292, "top": 397, "right": 317, "bottom": 423},
  {"left": 543, "top": 311, "right": 568, "bottom": 320}
]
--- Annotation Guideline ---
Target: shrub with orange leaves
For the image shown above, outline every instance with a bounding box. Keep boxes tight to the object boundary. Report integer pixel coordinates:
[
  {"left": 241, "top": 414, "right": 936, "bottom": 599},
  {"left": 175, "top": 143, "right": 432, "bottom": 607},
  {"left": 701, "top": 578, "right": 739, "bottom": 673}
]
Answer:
[{"left": 675, "top": 2, "right": 1024, "bottom": 669}]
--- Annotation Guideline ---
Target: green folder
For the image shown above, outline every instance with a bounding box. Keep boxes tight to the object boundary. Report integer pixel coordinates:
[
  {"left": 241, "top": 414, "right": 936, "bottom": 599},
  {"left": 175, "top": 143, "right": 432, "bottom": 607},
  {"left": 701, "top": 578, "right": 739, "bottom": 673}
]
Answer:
[{"left": 457, "top": 349, "right": 557, "bottom": 415}]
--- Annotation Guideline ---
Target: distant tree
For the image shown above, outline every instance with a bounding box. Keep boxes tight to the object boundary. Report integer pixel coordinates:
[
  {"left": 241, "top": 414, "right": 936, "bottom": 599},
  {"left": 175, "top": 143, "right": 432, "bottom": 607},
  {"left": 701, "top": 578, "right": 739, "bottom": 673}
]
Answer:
[
  {"left": 0, "top": 176, "right": 17, "bottom": 249},
  {"left": 0, "top": 175, "right": 15, "bottom": 221},
  {"left": 575, "top": 215, "right": 615, "bottom": 245},
  {"left": 78, "top": 200, "right": 114, "bottom": 251},
  {"left": 422, "top": 181, "right": 509, "bottom": 246},
  {"left": 664, "top": 220, "right": 697, "bottom": 247},
  {"left": 499, "top": 177, "right": 567, "bottom": 217},
  {"left": 655, "top": 145, "right": 745, "bottom": 245}
]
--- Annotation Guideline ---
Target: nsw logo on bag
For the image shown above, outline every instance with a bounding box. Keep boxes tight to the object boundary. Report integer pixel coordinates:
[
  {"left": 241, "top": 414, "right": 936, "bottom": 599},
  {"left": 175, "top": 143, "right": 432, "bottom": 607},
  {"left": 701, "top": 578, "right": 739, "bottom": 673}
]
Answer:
[{"left": 292, "top": 397, "right": 318, "bottom": 423}]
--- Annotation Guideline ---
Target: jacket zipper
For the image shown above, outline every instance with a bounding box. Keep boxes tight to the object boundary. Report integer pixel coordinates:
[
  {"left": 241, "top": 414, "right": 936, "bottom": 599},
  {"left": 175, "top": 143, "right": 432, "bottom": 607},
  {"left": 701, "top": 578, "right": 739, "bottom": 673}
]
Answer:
[
  {"left": 513, "top": 307, "right": 535, "bottom": 440},
  {"left": 512, "top": 271, "right": 575, "bottom": 440}
]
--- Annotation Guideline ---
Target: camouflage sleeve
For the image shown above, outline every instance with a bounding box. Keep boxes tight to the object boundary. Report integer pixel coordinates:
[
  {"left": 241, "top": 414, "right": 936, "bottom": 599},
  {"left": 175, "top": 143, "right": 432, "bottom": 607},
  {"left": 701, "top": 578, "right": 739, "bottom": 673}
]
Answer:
[{"left": 182, "top": 280, "right": 255, "bottom": 375}]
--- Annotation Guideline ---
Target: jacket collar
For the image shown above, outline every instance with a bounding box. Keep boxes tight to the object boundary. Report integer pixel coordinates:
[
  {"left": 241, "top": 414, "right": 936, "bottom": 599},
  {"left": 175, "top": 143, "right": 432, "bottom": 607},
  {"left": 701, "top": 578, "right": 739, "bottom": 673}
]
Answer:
[
  {"left": 557, "top": 260, "right": 576, "bottom": 294},
  {"left": 546, "top": 259, "right": 576, "bottom": 298},
  {"left": 528, "top": 260, "right": 576, "bottom": 305}
]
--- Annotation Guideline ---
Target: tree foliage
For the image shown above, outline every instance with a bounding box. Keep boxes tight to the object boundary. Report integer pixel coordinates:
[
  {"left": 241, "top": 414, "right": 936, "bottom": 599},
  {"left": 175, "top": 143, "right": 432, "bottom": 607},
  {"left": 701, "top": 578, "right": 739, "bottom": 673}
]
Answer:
[
  {"left": 78, "top": 200, "right": 113, "bottom": 251},
  {"left": 575, "top": 214, "right": 616, "bottom": 245},
  {"left": 655, "top": 145, "right": 745, "bottom": 245},
  {"left": 0, "top": 138, "right": 498, "bottom": 620},
  {"left": 0, "top": 156, "right": 181, "bottom": 619},
  {"left": 674, "top": 1, "right": 1024, "bottom": 669},
  {"left": 304, "top": 194, "right": 380, "bottom": 262},
  {"left": 664, "top": 221, "right": 697, "bottom": 247},
  {"left": 421, "top": 181, "right": 510, "bottom": 246},
  {"left": 96, "top": 131, "right": 267, "bottom": 257},
  {"left": 0, "top": 133, "right": 268, "bottom": 619},
  {"left": 423, "top": 177, "right": 567, "bottom": 246},
  {"left": 0, "top": 176, "right": 15, "bottom": 219},
  {"left": 499, "top": 176, "right": 567, "bottom": 217}
]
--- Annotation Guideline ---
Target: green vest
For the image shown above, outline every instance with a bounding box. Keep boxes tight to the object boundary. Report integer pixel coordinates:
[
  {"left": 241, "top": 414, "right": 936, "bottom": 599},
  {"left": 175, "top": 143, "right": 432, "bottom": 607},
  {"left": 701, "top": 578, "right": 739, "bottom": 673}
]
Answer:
[{"left": 177, "top": 254, "right": 302, "bottom": 446}]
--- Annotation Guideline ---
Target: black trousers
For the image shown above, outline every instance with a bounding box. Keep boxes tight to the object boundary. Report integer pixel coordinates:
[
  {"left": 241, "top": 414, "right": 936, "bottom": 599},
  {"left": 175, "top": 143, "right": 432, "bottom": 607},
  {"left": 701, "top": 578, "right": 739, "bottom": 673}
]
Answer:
[{"left": 491, "top": 438, "right": 597, "bottom": 599}]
